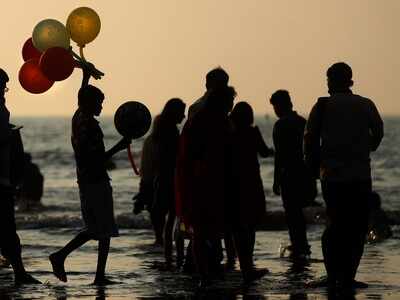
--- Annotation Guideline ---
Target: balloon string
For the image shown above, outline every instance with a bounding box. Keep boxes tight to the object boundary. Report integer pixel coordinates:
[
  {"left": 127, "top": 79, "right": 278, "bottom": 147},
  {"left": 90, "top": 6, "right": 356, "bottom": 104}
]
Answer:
[
  {"left": 71, "top": 49, "right": 83, "bottom": 62},
  {"left": 127, "top": 145, "right": 140, "bottom": 176},
  {"left": 79, "top": 46, "right": 86, "bottom": 61}
]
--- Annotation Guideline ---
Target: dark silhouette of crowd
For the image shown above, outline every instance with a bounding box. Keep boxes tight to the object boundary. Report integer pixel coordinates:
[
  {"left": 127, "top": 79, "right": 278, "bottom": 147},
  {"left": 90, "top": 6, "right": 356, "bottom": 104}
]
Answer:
[{"left": 0, "top": 61, "right": 385, "bottom": 296}]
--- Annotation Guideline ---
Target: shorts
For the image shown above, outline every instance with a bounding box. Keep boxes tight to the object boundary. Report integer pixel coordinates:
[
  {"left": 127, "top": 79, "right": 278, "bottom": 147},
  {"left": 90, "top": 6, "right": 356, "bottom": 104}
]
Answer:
[{"left": 79, "top": 181, "right": 119, "bottom": 240}]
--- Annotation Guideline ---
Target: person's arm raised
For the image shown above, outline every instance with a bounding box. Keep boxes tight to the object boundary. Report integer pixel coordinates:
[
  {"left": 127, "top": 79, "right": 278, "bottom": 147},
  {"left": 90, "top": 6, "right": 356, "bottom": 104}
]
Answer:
[{"left": 75, "top": 60, "right": 104, "bottom": 89}]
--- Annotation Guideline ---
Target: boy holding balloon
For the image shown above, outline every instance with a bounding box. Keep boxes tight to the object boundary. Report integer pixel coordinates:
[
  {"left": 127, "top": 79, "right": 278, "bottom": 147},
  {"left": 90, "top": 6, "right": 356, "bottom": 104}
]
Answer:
[{"left": 49, "top": 62, "right": 131, "bottom": 285}]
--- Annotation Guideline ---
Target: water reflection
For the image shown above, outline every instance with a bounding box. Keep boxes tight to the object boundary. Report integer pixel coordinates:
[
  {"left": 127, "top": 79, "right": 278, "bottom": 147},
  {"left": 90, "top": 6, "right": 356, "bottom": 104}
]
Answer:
[
  {"left": 289, "top": 293, "right": 308, "bottom": 300},
  {"left": 95, "top": 286, "right": 106, "bottom": 300}
]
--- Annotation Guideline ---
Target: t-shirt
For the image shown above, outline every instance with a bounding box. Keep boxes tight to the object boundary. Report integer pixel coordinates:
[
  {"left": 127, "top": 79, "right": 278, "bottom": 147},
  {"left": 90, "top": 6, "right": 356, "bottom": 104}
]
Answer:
[
  {"left": 305, "top": 92, "right": 384, "bottom": 181},
  {"left": 71, "top": 109, "right": 109, "bottom": 184},
  {"left": 273, "top": 111, "right": 307, "bottom": 176}
]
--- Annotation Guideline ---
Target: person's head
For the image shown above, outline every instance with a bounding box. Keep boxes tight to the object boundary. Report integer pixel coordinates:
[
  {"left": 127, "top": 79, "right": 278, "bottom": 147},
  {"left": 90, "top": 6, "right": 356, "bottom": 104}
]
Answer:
[
  {"left": 0, "top": 68, "right": 9, "bottom": 100},
  {"left": 230, "top": 101, "right": 254, "bottom": 128},
  {"left": 161, "top": 98, "right": 186, "bottom": 125},
  {"left": 78, "top": 85, "right": 104, "bottom": 116},
  {"left": 207, "top": 85, "right": 237, "bottom": 115},
  {"left": 205, "top": 67, "right": 229, "bottom": 90},
  {"left": 326, "top": 62, "right": 353, "bottom": 94},
  {"left": 269, "top": 89, "right": 293, "bottom": 118}
]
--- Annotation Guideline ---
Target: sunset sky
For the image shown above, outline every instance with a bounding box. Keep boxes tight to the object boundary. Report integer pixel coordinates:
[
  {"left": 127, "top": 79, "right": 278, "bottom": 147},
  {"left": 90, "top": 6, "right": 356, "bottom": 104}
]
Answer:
[{"left": 1, "top": 1, "right": 399, "bottom": 117}]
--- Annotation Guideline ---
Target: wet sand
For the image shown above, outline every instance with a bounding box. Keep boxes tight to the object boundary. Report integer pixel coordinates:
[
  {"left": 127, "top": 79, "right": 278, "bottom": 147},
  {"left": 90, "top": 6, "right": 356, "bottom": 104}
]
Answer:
[{"left": 1, "top": 227, "right": 399, "bottom": 299}]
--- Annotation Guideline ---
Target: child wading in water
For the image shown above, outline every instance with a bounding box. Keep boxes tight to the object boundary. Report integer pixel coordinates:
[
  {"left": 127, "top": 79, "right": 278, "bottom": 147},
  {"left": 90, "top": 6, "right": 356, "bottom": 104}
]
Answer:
[{"left": 49, "top": 62, "right": 131, "bottom": 285}]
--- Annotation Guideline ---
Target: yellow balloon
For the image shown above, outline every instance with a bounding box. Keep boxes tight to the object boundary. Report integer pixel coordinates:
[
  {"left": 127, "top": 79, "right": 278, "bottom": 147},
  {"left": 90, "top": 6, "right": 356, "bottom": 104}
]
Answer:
[
  {"left": 66, "top": 7, "right": 101, "bottom": 47},
  {"left": 32, "top": 19, "right": 70, "bottom": 52}
]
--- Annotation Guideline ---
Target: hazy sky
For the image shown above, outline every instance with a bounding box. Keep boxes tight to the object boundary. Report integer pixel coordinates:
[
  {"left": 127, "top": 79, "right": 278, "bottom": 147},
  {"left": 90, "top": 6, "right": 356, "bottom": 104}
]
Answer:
[{"left": 1, "top": 1, "right": 399, "bottom": 117}]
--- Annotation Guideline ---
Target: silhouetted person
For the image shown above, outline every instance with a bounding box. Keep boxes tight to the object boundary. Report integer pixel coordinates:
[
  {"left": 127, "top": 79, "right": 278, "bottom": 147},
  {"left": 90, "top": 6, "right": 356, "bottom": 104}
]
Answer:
[
  {"left": 188, "top": 67, "right": 229, "bottom": 119},
  {"left": 16, "top": 152, "right": 44, "bottom": 210},
  {"left": 150, "top": 98, "right": 186, "bottom": 267},
  {"left": 133, "top": 116, "right": 163, "bottom": 245},
  {"left": 304, "top": 62, "right": 384, "bottom": 290},
  {"left": 270, "top": 90, "right": 313, "bottom": 259},
  {"left": 367, "top": 191, "right": 392, "bottom": 243},
  {"left": 49, "top": 62, "right": 131, "bottom": 285},
  {"left": 176, "top": 86, "right": 237, "bottom": 286},
  {"left": 184, "top": 67, "right": 230, "bottom": 273},
  {"left": 0, "top": 68, "right": 40, "bottom": 284},
  {"left": 229, "top": 101, "right": 273, "bottom": 280}
]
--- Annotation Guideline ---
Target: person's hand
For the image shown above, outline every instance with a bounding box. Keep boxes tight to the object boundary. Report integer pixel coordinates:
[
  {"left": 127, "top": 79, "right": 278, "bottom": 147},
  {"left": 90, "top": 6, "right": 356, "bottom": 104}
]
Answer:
[
  {"left": 273, "top": 182, "right": 281, "bottom": 196},
  {"left": 76, "top": 60, "right": 104, "bottom": 80},
  {"left": 133, "top": 201, "right": 144, "bottom": 215},
  {"left": 115, "top": 137, "right": 132, "bottom": 152}
]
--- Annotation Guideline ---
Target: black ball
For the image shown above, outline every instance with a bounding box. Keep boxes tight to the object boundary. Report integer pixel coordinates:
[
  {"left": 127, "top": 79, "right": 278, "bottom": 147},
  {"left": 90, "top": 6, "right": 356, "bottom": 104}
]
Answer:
[{"left": 114, "top": 101, "right": 152, "bottom": 139}]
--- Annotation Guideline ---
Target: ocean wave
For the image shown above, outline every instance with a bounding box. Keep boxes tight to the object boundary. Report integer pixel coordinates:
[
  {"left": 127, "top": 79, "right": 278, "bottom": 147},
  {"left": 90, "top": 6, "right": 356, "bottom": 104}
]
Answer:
[{"left": 15, "top": 208, "right": 400, "bottom": 231}]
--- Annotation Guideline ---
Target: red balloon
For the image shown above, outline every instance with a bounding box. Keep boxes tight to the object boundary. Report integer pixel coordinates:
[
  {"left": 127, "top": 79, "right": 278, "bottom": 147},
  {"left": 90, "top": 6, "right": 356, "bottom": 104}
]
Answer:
[
  {"left": 22, "top": 38, "right": 41, "bottom": 61},
  {"left": 19, "top": 59, "right": 54, "bottom": 94},
  {"left": 39, "top": 47, "right": 75, "bottom": 81}
]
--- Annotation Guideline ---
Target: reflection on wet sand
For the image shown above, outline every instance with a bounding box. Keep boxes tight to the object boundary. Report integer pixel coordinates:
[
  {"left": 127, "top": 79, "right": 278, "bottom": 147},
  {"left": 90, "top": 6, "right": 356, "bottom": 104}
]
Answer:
[{"left": 1, "top": 228, "right": 399, "bottom": 299}]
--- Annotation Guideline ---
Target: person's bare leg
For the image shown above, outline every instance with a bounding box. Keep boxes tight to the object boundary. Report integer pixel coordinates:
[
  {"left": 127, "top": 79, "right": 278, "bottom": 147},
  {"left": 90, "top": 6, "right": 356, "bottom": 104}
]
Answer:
[
  {"left": 11, "top": 255, "right": 41, "bottom": 285},
  {"left": 164, "top": 211, "right": 176, "bottom": 267},
  {"left": 176, "top": 235, "right": 185, "bottom": 269},
  {"left": 49, "top": 231, "right": 90, "bottom": 282},
  {"left": 93, "top": 238, "right": 112, "bottom": 285}
]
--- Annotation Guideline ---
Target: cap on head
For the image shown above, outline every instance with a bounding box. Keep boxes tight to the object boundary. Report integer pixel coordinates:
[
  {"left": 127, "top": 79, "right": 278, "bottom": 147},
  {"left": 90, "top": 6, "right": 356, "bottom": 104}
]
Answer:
[
  {"left": 327, "top": 62, "right": 353, "bottom": 87},
  {"left": 0, "top": 68, "right": 9, "bottom": 84}
]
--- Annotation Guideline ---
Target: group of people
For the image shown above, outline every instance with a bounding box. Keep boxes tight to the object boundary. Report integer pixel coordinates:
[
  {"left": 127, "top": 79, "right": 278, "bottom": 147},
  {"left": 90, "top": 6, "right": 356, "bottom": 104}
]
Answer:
[
  {"left": 132, "top": 62, "right": 384, "bottom": 291},
  {"left": 0, "top": 60, "right": 384, "bottom": 293}
]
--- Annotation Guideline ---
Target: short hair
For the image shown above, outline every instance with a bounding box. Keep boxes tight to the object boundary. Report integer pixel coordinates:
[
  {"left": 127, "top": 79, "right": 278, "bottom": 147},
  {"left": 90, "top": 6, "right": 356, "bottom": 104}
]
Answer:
[
  {"left": 270, "top": 89, "right": 292, "bottom": 109},
  {"left": 206, "top": 67, "right": 229, "bottom": 89},
  {"left": 327, "top": 62, "right": 353, "bottom": 87},
  {"left": 78, "top": 85, "right": 104, "bottom": 108},
  {"left": 0, "top": 68, "right": 9, "bottom": 84}
]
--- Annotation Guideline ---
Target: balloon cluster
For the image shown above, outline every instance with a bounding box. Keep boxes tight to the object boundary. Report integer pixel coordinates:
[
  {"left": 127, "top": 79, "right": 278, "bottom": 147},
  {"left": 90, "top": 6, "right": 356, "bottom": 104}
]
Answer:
[{"left": 19, "top": 7, "right": 102, "bottom": 94}]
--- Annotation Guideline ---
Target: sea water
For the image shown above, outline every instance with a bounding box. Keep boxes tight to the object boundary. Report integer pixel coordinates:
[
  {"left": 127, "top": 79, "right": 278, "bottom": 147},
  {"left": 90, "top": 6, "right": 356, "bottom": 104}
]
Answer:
[{"left": 0, "top": 116, "right": 398, "bottom": 299}]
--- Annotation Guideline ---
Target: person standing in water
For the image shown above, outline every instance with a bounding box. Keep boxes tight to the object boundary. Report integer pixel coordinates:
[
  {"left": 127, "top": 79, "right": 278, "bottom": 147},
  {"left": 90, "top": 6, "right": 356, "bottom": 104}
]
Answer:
[
  {"left": 304, "top": 62, "right": 383, "bottom": 290},
  {"left": 49, "top": 62, "right": 131, "bottom": 285},
  {"left": 151, "top": 98, "right": 186, "bottom": 268},
  {"left": 270, "top": 90, "right": 314, "bottom": 260},
  {"left": 229, "top": 101, "right": 273, "bottom": 279},
  {"left": 0, "top": 68, "right": 41, "bottom": 285},
  {"left": 177, "top": 86, "right": 237, "bottom": 286}
]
